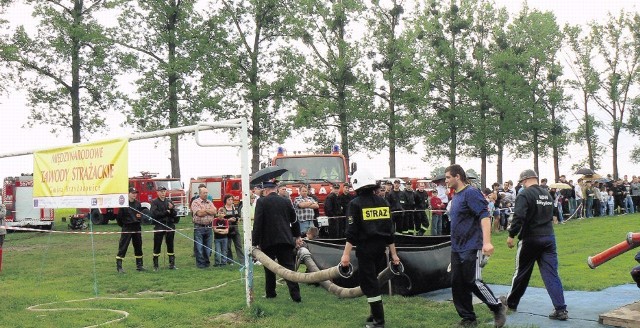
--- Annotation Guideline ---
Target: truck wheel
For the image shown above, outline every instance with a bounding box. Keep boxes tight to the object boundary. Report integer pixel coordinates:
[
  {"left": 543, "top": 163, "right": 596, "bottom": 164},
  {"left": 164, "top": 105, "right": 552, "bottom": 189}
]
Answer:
[{"left": 90, "top": 210, "right": 104, "bottom": 225}]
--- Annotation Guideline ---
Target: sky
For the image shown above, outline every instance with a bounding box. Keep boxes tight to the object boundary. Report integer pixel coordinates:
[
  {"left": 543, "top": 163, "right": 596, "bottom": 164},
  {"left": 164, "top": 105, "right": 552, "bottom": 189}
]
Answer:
[{"left": 0, "top": 0, "right": 639, "bottom": 189}]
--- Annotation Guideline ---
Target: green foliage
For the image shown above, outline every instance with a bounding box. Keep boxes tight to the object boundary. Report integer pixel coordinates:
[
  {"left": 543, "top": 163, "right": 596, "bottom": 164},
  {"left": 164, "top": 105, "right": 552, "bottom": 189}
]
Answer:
[{"left": 0, "top": 0, "right": 125, "bottom": 142}]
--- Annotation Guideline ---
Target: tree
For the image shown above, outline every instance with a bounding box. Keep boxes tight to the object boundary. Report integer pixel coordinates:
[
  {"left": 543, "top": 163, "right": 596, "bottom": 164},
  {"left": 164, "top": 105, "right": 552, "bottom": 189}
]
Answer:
[
  {"left": 414, "top": 0, "right": 474, "bottom": 165},
  {"left": 0, "top": 0, "right": 123, "bottom": 142},
  {"left": 564, "top": 24, "right": 603, "bottom": 171},
  {"left": 199, "top": 0, "right": 300, "bottom": 172},
  {"left": 507, "top": 7, "right": 565, "bottom": 174},
  {"left": 290, "top": 0, "right": 370, "bottom": 168},
  {"left": 364, "top": 0, "right": 421, "bottom": 177},
  {"left": 590, "top": 11, "right": 640, "bottom": 179},
  {"left": 110, "top": 0, "right": 205, "bottom": 178}
]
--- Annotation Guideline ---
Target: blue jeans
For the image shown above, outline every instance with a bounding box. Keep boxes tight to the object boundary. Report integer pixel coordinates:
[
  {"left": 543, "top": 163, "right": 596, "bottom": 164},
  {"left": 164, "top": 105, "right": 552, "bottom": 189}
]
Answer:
[
  {"left": 608, "top": 204, "right": 615, "bottom": 216},
  {"left": 568, "top": 198, "right": 576, "bottom": 215},
  {"left": 194, "top": 226, "right": 212, "bottom": 268},
  {"left": 575, "top": 199, "right": 583, "bottom": 217},
  {"left": 214, "top": 236, "right": 228, "bottom": 265},
  {"left": 298, "top": 220, "right": 314, "bottom": 236},
  {"left": 601, "top": 202, "right": 607, "bottom": 217},
  {"left": 557, "top": 203, "right": 563, "bottom": 223},
  {"left": 625, "top": 196, "right": 635, "bottom": 214},
  {"left": 431, "top": 214, "right": 442, "bottom": 236},
  {"left": 585, "top": 198, "right": 593, "bottom": 218}
]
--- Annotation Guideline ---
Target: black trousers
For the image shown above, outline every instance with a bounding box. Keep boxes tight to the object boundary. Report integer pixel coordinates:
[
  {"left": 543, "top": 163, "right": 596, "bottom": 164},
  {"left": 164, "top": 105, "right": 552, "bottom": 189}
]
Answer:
[
  {"left": 153, "top": 223, "right": 175, "bottom": 255},
  {"left": 356, "top": 240, "right": 387, "bottom": 298},
  {"left": 327, "top": 215, "right": 346, "bottom": 238},
  {"left": 262, "top": 244, "right": 300, "bottom": 300},
  {"left": 451, "top": 249, "right": 501, "bottom": 321},
  {"left": 414, "top": 210, "right": 429, "bottom": 233},
  {"left": 116, "top": 223, "right": 143, "bottom": 259}
]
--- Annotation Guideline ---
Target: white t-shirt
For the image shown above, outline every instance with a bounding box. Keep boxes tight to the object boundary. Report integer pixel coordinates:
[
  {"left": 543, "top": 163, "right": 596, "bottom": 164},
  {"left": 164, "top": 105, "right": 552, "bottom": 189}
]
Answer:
[
  {"left": 574, "top": 184, "right": 583, "bottom": 200},
  {"left": 436, "top": 185, "right": 449, "bottom": 204}
]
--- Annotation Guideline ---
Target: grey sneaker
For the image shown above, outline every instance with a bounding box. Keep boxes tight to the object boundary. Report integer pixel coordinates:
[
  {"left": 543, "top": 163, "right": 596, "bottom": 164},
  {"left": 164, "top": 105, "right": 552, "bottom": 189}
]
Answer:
[
  {"left": 494, "top": 301, "right": 507, "bottom": 328},
  {"left": 549, "top": 309, "right": 569, "bottom": 320}
]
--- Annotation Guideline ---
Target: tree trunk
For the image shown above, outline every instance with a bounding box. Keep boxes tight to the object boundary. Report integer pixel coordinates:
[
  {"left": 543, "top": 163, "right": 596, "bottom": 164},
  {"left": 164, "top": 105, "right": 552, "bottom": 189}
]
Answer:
[
  {"left": 388, "top": 92, "right": 396, "bottom": 178},
  {"left": 584, "top": 91, "right": 594, "bottom": 169},
  {"left": 336, "top": 5, "right": 350, "bottom": 171},
  {"left": 249, "top": 17, "right": 263, "bottom": 173},
  {"left": 168, "top": 0, "right": 180, "bottom": 178},
  {"left": 533, "top": 130, "right": 539, "bottom": 174},
  {"left": 71, "top": 0, "right": 82, "bottom": 143},
  {"left": 550, "top": 103, "right": 560, "bottom": 182},
  {"left": 612, "top": 126, "right": 619, "bottom": 179},
  {"left": 497, "top": 142, "right": 503, "bottom": 184}
]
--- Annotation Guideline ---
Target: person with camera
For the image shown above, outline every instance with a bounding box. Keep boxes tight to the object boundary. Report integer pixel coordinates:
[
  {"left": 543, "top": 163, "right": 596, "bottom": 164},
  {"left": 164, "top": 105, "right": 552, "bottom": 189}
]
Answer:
[
  {"left": 150, "top": 186, "right": 178, "bottom": 271},
  {"left": 115, "top": 187, "right": 146, "bottom": 273}
]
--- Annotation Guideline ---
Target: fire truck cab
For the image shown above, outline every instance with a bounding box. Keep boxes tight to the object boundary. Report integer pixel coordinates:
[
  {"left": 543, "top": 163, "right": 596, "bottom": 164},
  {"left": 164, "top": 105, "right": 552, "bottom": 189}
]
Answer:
[
  {"left": 80, "top": 172, "right": 189, "bottom": 225},
  {"left": 189, "top": 175, "right": 242, "bottom": 209},
  {"left": 270, "top": 145, "right": 351, "bottom": 231},
  {"left": 2, "top": 174, "right": 55, "bottom": 230}
]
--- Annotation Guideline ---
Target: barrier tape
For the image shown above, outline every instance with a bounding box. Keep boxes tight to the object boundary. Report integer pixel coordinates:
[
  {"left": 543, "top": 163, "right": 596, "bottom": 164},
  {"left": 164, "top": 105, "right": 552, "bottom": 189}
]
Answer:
[{"left": 3, "top": 226, "right": 191, "bottom": 234}]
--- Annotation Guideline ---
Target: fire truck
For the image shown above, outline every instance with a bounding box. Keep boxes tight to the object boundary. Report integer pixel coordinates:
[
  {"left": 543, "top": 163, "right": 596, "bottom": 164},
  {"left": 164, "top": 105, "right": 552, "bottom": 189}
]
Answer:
[
  {"left": 270, "top": 145, "right": 353, "bottom": 226},
  {"left": 188, "top": 175, "right": 243, "bottom": 209},
  {"left": 79, "top": 172, "right": 189, "bottom": 225},
  {"left": 2, "top": 174, "right": 55, "bottom": 230}
]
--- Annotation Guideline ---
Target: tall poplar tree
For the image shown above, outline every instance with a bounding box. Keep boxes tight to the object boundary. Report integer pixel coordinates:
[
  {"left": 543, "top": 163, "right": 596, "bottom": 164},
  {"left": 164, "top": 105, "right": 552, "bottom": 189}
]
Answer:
[{"left": 0, "top": 0, "right": 123, "bottom": 142}]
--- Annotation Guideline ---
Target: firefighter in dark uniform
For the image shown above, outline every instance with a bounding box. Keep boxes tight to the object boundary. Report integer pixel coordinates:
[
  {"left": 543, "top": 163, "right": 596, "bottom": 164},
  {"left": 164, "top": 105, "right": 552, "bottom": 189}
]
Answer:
[
  {"left": 414, "top": 182, "right": 430, "bottom": 235},
  {"left": 115, "top": 187, "right": 146, "bottom": 273},
  {"left": 503, "top": 169, "right": 568, "bottom": 321},
  {"left": 340, "top": 169, "right": 400, "bottom": 328},
  {"left": 386, "top": 179, "right": 407, "bottom": 233},
  {"left": 150, "top": 186, "right": 178, "bottom": 271}
]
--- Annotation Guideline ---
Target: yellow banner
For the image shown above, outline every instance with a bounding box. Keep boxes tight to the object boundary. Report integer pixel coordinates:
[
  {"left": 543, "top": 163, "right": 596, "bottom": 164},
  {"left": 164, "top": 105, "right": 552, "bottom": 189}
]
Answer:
[{"left": 33, "top": 139, "right": 128, "bottom": 208}]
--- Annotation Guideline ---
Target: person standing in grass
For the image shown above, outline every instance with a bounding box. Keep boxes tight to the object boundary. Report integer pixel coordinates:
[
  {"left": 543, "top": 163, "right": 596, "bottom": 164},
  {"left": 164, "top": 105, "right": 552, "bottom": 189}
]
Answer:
[
  {"left": 150, "top": 186, "right": 178, "bottom": 271},
  {"left": 502, "top": 169, "right": 568, "bottom": 321},
  {"left": 445, "top": 164, "right": 506, "bottom": 328},
  {"left": 115, "top": 187, "right": 146, "bottom": 273},
  {"left": 341, "top": 168, "right": 400, "bottom": 328}
]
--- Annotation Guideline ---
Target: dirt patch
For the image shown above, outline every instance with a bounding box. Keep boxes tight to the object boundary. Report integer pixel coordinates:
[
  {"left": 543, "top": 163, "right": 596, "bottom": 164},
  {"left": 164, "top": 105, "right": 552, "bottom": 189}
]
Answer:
[
  {"left": 4, "top": 244, "right": 48, "bottom": 252},
  {"left": 136, "top": 290, "right": 175, "bottom": 296},
  {"left": 208, "top": 312, "right": 249, "bottom": 325}
]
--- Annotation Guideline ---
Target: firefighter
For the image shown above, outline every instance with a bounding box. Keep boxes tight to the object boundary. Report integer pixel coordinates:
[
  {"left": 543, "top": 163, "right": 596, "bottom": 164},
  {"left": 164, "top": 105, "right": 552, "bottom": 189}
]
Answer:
[
  {"left": 340, "top": 169, "right": 400, "bottom": 328},
  {"left": 503, "top": 169, "right": 568, "bottom": 321},
  {"left": 115, "top": 187, "right": 146, "bottom": 273},
  {"left": 150, "top": 186, "right": 178, "bottom": 271}
]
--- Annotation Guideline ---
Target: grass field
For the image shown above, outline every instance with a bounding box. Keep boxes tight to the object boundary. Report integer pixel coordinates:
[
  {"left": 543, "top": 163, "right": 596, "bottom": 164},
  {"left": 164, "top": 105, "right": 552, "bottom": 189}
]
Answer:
[{"left": 1, "top": 212, "right": 639, "bottom": 327}]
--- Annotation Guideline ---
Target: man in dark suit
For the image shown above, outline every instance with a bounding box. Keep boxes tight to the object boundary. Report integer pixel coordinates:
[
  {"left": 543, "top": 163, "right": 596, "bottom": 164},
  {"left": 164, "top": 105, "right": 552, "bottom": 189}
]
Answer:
[{"left": 252, "top": 181, "right": 303, "bottom": 302}]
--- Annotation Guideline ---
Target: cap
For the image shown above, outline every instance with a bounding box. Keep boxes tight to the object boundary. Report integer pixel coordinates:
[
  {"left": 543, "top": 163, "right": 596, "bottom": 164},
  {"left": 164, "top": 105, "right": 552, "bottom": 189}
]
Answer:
[
  {"left": 393, "top": 179, "right": 401, "bottom": 184},
  {"left": 261, "top": 181, "right": 277, "bottom": 188},
  {"left": 158, "top": 186, "right": 167, "bottom": 191},
  {"left": 129, "top": 187, "right": 138, "bottom": 193},
  {"left": 332, "top": 183, "right": 340, "bottom": 189},
  {"left": 384, "top": 181, "right": 393, "bottom": 185}
]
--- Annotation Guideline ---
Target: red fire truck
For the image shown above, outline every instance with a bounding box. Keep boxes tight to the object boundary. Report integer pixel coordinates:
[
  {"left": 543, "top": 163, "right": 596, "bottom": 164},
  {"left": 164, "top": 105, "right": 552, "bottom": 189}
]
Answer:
[
  {"left": 2, "top": 174, "right": 55, "bottom": 230},
  {"left": 188, "top": 175, "right": 243, "bottom": 209},
  {"left": 270, "top": 145, "right": 352, "bottom": 223},
  {"left": 79, "top": 172, "right": 189, "bottom": 225}
]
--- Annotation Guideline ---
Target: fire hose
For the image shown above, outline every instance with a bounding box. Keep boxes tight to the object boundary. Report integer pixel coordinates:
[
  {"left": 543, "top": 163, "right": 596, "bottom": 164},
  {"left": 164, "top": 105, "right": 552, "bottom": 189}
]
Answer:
[
  {"left": 587, "top": 232, "right": 640, "bottom": 269},
  {"left": 296, "top": 247, "right": 405, "bottom": 298},
  {"left": 251, "top": 247, "right": 354, "bottom": 283}
]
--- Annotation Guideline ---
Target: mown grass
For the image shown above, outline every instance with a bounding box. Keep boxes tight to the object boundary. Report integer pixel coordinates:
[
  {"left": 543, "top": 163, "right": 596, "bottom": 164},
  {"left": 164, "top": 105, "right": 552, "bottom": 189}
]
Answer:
[{"left": 1, "top": 212, "right": 638, "bottom": 327}]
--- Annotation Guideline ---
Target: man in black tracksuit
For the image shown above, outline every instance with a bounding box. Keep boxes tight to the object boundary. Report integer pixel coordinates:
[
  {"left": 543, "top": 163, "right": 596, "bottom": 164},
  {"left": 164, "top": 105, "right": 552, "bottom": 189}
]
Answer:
[
  {"left": 116, "top": 187, "right": 146, "bottom": 273},
  {"left": 413, "top": 184, "right": 430, "bottom": 235},
  {"left": 341, "top": 170, "right": 400, "bottom": 328},
  {"left": 150, "top": 186, "right": 178, "bottom": 271},
  {"left": 386, "top": 180, "right": 406, "bottom": 233},
  {"left": 324, "top": 184, "right": 344, "bottom": 238},
  {"left": 503, "top": 169, "right": 568, "bottom": 321}
]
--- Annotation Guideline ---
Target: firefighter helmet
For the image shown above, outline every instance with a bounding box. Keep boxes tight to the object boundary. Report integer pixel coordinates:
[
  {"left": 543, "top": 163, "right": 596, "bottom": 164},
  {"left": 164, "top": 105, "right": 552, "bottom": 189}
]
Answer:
[
  {"left": 518, "top": 169, "right": 539, "bottom": 183},
  {"left": 351, "top": 169, "right": 377, "bottom": 191}
]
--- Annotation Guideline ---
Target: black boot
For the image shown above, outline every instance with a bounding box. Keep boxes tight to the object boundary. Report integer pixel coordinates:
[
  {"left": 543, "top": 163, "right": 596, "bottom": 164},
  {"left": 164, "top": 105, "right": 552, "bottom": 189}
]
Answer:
[
  {"left": 116, "top": 259, "right": 125, "bottom": 273},
  {"left": 365, "top": 301, "right": 385, "bottom": 328},
  {"left": 136, "top": 257, "right": 146, "bottom": 271},
  {"left": 168, "top": 255, "right": 176, "bottom": 270},
  {"left": 153, "top": 256, "right": 159, "bottom": 271}
]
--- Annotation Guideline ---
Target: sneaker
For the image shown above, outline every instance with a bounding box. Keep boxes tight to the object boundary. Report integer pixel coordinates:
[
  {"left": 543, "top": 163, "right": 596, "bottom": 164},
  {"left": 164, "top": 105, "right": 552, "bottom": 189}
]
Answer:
[
  {"left": 493, "top": 301, "right": 507, "bottom": 328},
  {"left": 548, "top": 309, "right": 569, "bottom": 321},
  {"left": 364, "top": 318, "right": 384, "bottom": 328},
  {"left": 456, "top": 319, "right": 478, "bottom": 327}
]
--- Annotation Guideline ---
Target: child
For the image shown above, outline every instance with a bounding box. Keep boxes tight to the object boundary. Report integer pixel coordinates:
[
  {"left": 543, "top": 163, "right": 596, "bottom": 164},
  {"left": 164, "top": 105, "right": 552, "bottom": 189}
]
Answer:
[
  {"left": 607, "top": 190, "right": 615, "bottom": 216},
  {"left": 213, "top": 209, "right": 229, "bottom": 266}
]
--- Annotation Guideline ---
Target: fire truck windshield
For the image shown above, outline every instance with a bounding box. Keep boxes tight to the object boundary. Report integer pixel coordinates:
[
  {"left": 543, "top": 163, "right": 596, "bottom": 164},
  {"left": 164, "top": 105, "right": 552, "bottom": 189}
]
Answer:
[
  {"left": 155, "top": 180, "right": 182, "bottom": 190},
  {"left": 274, "top": 156, "right": 345, "bottom": 182}
]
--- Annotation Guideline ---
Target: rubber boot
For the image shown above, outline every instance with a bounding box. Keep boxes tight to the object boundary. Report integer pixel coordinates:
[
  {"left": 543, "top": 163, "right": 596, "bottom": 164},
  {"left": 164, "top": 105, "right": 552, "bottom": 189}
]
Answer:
[
  {"left": 136, "top": 257, "right": 146, "bottom": 271},
  {"left": 365, "top": 301, "right": 385, "bottom": 328},
  {"left": 153, "top": 256, "right": 159, "bottom": 271},
  {"left": 168, "top": 255, "right": 176, "bottom": 270},
  {"left": 116, "top": 259, "right": 125, "bottom": 273}
]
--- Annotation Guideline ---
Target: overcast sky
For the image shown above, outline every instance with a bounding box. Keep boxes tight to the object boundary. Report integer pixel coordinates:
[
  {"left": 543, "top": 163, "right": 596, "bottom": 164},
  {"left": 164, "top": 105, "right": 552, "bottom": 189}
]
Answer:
[{"left": 0, "top": 0, "right": 638, "bottom": 188}]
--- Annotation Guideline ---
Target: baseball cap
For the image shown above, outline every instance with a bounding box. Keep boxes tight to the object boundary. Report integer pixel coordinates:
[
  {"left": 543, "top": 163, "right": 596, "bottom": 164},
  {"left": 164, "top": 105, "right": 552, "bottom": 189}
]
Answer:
[
  {"left": 332, "top": 183, "right": 340, "bottom": 189},
  {"left": 158, "top": 186, "right": 167, "bottom": 191},
  {"left": 393, "top": 179, "right": 401, "bottom": 184},
  {"left": 129, "top": 187, "right": 138, "bottom": 193},
  {"left": 262, "top": 181, "right": 277, "bottom": 188}
]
